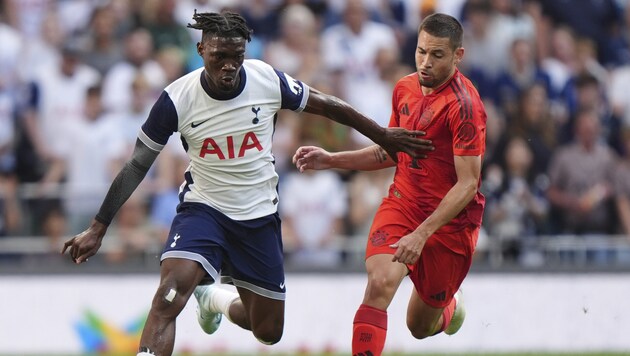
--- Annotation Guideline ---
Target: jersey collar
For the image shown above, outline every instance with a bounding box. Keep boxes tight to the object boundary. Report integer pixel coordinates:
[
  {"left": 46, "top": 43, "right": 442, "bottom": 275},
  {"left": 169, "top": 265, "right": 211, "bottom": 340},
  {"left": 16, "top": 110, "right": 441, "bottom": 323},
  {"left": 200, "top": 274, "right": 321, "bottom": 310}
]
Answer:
[
  {"left": 200, "top": 67, "right": 247, "bottom": 101},
  {"left": 421, "top": 68, "right": 459, "bottom": 97}
]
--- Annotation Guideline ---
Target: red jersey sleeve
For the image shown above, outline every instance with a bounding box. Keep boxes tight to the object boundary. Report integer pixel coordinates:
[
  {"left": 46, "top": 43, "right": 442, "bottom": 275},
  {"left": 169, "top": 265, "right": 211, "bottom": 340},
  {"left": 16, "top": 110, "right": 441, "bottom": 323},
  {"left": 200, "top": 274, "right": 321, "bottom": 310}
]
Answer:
[
  {"left": 388, "top": 82, "right": 402, "bottom": 128},
  {"left": 447, "top": 77, "right": 486, "bottom": 157}
]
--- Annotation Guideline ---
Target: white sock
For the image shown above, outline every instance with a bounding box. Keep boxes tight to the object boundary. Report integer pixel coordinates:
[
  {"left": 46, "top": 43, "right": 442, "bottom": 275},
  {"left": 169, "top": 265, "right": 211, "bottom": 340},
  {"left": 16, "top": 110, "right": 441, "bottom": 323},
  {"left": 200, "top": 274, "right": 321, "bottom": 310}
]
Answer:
[
  {"left": 137, "top": 346, "right": 155, "bottom": 355},
  {"left": 211, "top": 288, "right": 240, "bottom": 321}
]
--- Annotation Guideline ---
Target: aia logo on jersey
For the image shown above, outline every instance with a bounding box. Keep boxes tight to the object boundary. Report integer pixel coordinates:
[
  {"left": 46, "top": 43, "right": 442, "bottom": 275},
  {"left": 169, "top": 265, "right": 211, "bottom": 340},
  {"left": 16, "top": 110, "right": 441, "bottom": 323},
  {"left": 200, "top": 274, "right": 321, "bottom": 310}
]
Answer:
[
  {"left": 370, "top": 230, "right": 388, "bottom": 247},
  {"left": 417, "top": 107, "right": 434, "bottom": 128},
  {"left": 199, "top": 132, "right": 263, "bottom": 159}
]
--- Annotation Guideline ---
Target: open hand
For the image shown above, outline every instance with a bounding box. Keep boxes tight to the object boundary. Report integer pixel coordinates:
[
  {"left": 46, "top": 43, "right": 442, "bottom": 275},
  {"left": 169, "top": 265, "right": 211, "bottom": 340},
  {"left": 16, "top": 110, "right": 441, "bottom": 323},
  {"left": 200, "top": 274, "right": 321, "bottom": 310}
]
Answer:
[
  {"left": 61, "top": 221, "right": 107, "bottom": 264},
  {"left": 292, "top": 146, "right": 333, "bottom": 172},
  {"left": 377, "top": 128, "right": 433, "bottom": 162}
]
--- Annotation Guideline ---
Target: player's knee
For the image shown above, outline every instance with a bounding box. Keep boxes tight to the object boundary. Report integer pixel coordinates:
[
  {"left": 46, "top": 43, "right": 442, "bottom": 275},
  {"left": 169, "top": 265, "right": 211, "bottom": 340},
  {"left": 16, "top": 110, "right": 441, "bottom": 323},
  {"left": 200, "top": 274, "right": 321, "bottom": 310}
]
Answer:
[
  {"left": 365, "top": 273, "right": 398, "bottom": 300},
  {"left": 408, "top": 326, "right": 433, "bottom": 340},
  {"left": 153, "top": 282, "right": 188, "bottom": 317},
  {"left": 252, "top": 323, "right": 283, "bottom": 345}
]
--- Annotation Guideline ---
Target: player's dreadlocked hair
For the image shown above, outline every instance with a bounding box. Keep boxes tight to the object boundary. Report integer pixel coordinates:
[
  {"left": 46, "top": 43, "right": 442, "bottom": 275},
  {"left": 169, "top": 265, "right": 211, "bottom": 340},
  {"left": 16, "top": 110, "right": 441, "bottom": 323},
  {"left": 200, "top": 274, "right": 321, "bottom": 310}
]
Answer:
[{"left": 187, "top": 10, "right": 252, "bottom": 43}]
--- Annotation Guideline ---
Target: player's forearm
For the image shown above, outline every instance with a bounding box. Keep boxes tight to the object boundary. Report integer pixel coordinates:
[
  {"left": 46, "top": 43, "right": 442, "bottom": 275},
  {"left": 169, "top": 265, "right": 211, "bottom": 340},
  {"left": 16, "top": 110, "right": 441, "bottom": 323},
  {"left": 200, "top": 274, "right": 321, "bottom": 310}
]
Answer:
[
  {"left": 330, "top": 145, "right": 396, "bottom": 171},
  {"left": 316, "top": 94, "right": 387, "bottom": 144},
  {"left": 95, "top": 160, "right": 149, "bottom": 226},
  {"left": 95, "top": 139, "right": 159, "bottom": 226},
  {"left": 415, "top": 179, "right": 478, "bottom": 239}
]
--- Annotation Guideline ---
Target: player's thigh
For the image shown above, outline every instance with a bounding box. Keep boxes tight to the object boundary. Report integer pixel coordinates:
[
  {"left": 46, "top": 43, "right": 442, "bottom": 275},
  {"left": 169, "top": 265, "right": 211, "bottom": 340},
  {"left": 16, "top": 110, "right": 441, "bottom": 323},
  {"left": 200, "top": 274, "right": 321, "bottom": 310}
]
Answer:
[
  {"left": 221, "top": 211, "right": 286, "bottom": 299},
  {"left": 160, "top": 257, "right": 207, "bottom": 292},
  {"left": 363, "top": 199, "right": 416, "bottom": 308},
  {"left": 161, "top": 203, "right": 229, "bottom": 284},
  {"left": 237, "top": 286, "right": 285, "bottom": 341},
  {"left": 363, "top": 254, "right": 408, "bottom": 308},
  {"left": 409, "top": 226, "right": 477, "bottom": 309},
  {"left": 366, "top": 197, "right": 418, "bottom": 258}
]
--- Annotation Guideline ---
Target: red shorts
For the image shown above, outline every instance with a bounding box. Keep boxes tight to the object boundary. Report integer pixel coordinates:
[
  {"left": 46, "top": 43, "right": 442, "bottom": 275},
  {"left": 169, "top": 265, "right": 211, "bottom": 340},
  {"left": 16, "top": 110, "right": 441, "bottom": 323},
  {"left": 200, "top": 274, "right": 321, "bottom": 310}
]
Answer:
[{"left": 366, "top": 196, "right": 479, "bottom": 308}]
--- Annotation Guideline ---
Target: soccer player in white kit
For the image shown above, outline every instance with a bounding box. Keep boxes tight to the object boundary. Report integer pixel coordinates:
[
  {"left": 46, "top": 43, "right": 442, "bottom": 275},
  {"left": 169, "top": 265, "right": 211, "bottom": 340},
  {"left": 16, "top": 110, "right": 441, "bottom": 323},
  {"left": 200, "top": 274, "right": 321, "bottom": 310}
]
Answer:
[{"left": 62, "top": 11, "right": 432, "bottom": 356}]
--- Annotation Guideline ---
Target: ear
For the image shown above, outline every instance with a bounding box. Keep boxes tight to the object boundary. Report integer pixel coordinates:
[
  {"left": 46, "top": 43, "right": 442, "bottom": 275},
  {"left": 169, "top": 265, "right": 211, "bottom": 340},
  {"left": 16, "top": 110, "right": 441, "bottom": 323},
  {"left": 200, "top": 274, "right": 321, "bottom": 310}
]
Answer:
[
  {"left": 196, "top": 41, "right": 203, "bottom": 56},
  {"left": 454, "top": 47, "right": 465, "bottom": 65}
]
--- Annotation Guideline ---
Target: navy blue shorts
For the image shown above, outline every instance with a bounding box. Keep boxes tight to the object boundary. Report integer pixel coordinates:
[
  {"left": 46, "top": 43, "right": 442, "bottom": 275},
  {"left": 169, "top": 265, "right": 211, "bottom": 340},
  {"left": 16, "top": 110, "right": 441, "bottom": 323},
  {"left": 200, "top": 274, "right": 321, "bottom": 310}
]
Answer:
[{"left": 161, "top": 202, "right": 285, "bottom": 300}]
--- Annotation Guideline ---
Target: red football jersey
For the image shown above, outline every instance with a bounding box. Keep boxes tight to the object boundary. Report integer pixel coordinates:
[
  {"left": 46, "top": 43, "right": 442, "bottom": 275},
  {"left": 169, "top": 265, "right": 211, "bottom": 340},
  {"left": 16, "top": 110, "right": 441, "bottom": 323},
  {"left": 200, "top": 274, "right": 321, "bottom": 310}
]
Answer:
[{"left": 388, "top": 69, "right": 486, "bottom": 229}]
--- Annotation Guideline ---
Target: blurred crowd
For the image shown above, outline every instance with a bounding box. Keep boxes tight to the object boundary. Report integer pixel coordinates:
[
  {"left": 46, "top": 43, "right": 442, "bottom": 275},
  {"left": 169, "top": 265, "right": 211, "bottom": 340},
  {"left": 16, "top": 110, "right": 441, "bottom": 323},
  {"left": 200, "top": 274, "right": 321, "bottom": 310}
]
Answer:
[{"left": 1, "top": 0, "right": 630, "bottom": 268}]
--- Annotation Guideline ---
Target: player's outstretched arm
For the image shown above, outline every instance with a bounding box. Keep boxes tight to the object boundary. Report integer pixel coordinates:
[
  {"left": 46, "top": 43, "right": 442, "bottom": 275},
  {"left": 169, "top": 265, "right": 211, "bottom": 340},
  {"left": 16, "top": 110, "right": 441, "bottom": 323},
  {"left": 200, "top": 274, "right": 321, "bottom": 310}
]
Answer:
[
  {"left": 391, "top": 155, "right": 481, "bottom": 264},
  {"left": 302, "top": 88, "right": 433, "bottom": 161},
  {"left": 293, "top": 145, "right": 397, "bottom": 172},
  {"left": 61, "top": 139, "right": 160, "bottom": 264}
]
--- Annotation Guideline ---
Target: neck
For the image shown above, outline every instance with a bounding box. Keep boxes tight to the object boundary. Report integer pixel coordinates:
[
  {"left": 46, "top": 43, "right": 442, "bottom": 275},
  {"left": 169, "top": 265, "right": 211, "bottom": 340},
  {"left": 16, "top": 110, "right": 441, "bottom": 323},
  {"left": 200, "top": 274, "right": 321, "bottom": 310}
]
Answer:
[{"left": 421, "top": 69, "right": 457, "bottom": 96}]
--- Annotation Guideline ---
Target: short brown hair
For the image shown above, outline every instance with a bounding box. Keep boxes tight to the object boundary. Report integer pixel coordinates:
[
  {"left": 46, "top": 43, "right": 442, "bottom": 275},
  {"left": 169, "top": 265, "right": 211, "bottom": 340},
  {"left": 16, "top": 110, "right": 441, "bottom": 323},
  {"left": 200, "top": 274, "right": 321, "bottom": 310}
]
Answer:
[{"left": 418, "top": 13, "right": 463, "bottom": 50}]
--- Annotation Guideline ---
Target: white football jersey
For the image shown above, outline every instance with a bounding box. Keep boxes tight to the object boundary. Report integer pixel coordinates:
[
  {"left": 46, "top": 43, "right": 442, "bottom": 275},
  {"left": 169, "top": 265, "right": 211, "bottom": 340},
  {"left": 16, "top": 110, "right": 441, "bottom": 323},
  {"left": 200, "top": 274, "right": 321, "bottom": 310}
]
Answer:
[{"left": 139, "top": 59, "right": 310, "bottom": 220}]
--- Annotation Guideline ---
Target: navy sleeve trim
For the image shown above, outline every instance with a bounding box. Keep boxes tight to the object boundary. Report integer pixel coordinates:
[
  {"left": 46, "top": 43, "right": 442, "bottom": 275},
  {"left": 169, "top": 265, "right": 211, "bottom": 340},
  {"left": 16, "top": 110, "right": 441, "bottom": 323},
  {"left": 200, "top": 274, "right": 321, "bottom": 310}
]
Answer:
[
  {"left": 274, "top": 69, "right": 309, "bottom": 112},
  {"left": 140, "top": 91, "right": 178, "bottom": 145}
]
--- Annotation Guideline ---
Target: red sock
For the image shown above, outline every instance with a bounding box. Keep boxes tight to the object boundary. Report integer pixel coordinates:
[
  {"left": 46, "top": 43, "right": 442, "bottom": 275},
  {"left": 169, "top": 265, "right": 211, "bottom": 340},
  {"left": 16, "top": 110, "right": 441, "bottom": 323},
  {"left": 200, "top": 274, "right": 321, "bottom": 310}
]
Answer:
[
  {"left": 438, "top": 297, "right": 457, "bottom": 333},
  {"left": 352, "top": 304, "right": 387, "bottom": 356}
]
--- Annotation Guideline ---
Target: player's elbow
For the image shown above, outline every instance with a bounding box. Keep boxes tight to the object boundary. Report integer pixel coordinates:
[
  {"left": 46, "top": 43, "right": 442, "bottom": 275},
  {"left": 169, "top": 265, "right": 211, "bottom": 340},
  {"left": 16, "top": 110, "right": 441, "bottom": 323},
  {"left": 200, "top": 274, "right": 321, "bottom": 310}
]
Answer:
[{"left": 459, "top": 179, "right": 478, "bottom": 201}]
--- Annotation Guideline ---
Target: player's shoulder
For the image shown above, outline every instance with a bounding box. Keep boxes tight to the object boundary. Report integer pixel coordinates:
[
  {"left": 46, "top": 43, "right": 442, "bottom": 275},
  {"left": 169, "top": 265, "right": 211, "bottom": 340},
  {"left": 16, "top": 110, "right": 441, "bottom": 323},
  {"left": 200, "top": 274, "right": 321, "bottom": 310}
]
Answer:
[
  {"left": 242, "top": 59, "right": 288, "bottom": 89},
  {"left": 442, "top": 71, "right": 483, "bottom": 104},
  {"left": 395, "top": 72, "right": 419, "bottom": 87},
  {"left": 162, "top": 67, "right": 205, "bottom": 107},
  {"left": 454, "top": 71, "right": 480, "bottom": 93},
  {"left": 243, "top": 58, "right": 271, "bottom": 69},
  {"left": 243, "top": 59, "right": 277, "bottom": 77},
  {"left": 393, "top": 73, "right": 420, "bottom": 94},
  {"left": 165, "top": 67, "right": 204, "bottom": 93},
  {"left": 448, "top": 71, "right": 481, "bottom": 96}
]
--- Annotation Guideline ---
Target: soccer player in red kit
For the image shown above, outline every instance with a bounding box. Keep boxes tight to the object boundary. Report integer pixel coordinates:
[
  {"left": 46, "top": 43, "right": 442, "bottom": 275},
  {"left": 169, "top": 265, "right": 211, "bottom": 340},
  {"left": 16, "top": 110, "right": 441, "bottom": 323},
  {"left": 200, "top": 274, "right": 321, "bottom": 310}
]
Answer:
[{"left": 293, "top": 13, "right": 486, "bottom": 356}]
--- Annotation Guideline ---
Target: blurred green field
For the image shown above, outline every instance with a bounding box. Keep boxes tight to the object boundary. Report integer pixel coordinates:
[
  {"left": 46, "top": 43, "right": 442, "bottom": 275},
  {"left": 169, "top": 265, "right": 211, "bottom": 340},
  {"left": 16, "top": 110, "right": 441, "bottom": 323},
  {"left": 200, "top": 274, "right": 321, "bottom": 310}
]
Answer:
[
  {"left": 196, "top": 353, "right": 626, "bottom": 356},
  {"left": 3, "top": 353, "right": 628, "bottom": 356},
  {"left": 193, "top": 351, "right": 630, "bottom": 356},
  {"left": 183, "top": 351, "right": 630, "bottom": 356}
]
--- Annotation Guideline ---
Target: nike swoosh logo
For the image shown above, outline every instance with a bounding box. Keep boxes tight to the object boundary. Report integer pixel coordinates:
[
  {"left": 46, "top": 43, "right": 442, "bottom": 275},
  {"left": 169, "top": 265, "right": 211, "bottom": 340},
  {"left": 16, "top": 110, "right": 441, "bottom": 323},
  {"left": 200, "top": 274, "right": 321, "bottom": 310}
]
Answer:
[{"left": 191, "top": 118, "right": 211, "bottom": 128}]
